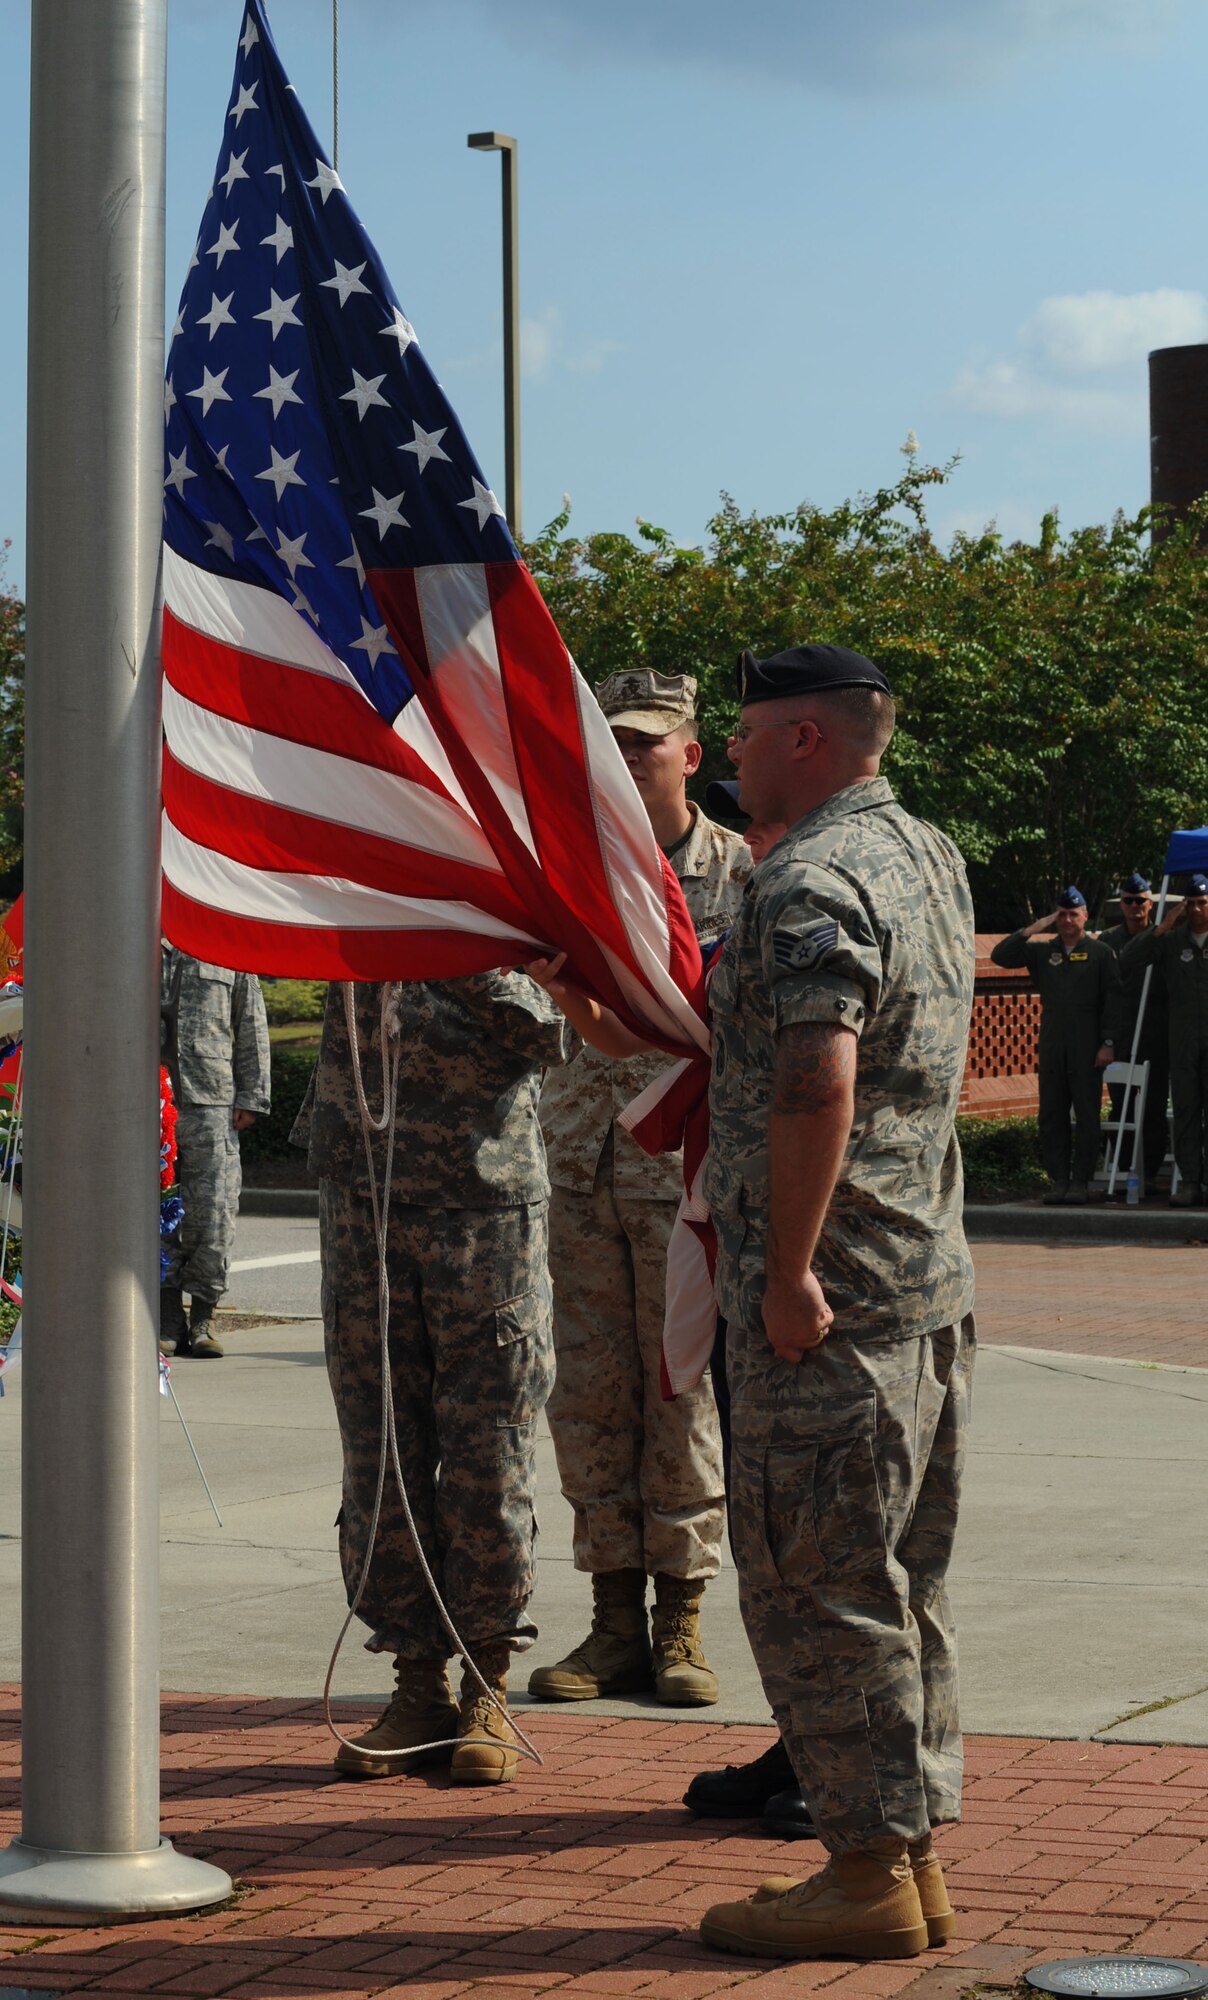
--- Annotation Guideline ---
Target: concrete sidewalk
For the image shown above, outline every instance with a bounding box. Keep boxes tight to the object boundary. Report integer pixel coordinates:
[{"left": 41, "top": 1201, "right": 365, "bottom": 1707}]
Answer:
[{"left": 2, "top": 1228, "right": 1206, "bottom": 1743}]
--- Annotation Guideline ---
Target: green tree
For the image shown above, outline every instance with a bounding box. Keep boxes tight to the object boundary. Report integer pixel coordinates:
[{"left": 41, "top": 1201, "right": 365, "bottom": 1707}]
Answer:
[{"left": 522, "top": 463, "right": 1208, "bottom": 922}]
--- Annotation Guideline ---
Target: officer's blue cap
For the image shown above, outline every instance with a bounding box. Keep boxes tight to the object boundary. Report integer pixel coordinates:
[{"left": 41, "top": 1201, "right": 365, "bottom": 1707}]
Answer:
[
  {"left": 1188, "top": 874, "right": 1208, "bottom": 896},
  {"left": 1119, "top": 872, "right": 1151, "bottom": 895},
  {"left": 1057, "top": 886, "right": 1087, "bottom": 909},
  {"left": 705, "top": 778, "right": 747, "bottom": 825},
  {"left": 736, "top": 643, "right": 892, "bottom": 706}
]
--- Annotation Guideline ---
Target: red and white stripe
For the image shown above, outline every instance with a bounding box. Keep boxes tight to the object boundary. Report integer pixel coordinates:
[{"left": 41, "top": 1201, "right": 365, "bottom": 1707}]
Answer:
[{"left": 161, "top": 546, "right": 707, "bottom": 1048}]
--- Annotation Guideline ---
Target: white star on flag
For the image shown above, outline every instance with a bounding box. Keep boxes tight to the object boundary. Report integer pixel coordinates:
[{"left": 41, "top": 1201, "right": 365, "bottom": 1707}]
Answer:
[
  {"left": 229, "top": 81, "right": 259, "bottom": 126},
  {"left": 306, "top": 159, "right": 344, "bottom": 204},
  {"left": 207, "top": 220, "right": 240, "bottom": 267},
  {"left": 336, "top": 541, "right": 367, "bottom": 588},
  {"left": 218, "top": 149, "right": 249, "bottom": 196},
  {"left": 350, "top": 617, "right": 397, "bottom": 669},
  {"left": 321, "top": 259, "right": 371, "bottom": 308},
  {"left": 240, "top": 15, "right": 259, "bottom": 56},
  {"left": 274, "top": 530, "right": 313, "bottom": 576},
  {"left": 254, "top": 289, "right": 302, "bottom": 339},
  {"left": 254, "top": 366, "right": 303, "bottom": 417},
  {"left": 458, "top": 477, "right": 505, "bottom": 530},
  {"left": 203, "top": 520, "right": 236, "bottom": 559},
  {"left": 341, "top": 370, "right": 389, "bottom": 421},
  {"left": 401, "top": 422, "right": 450, "bottom": 472},
  {"left": 197, "top": 291, "right": 236, "bottom": 340},
  {"left": 165, "top": 448, "right": 196, "bottom": 498},
  {"left": 188, "top": 366, "right": 232, "bottom": 417},
  {"left": 256, "top": 445, "right": 305, "bottom": 500},
  {"left": 163, "top": 375, "right": 177, "bottom": 419},
  {"left": 358, "top": 487, "right": 408, "bottom": 539},
  {"left": 380, "top": 307, "right": 417, "bottom": 354},
  {"left": 260, "top": 215, "right": 293, "bottom": 263}
]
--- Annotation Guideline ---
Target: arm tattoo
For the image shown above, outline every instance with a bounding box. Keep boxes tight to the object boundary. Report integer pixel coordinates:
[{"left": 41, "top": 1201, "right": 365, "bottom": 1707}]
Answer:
[{"left": 771, "top": 1020, "right": 856, "bottom": 1115}]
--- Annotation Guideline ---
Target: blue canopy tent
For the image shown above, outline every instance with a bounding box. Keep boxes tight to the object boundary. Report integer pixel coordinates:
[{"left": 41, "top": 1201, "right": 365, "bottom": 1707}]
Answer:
[{"left": 1165, "top": 828, "right": 1208, "bottom": 875}]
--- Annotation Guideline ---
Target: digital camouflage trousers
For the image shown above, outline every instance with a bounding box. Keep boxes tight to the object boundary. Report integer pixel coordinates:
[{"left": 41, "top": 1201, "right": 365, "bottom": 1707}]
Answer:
[{"left": 319, "top": 1181, "right": 555, "bottom": 1663}]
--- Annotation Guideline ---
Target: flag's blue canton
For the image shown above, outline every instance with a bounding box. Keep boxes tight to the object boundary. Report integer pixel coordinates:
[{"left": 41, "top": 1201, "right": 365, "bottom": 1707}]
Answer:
[{"left": 163, "top": 0, "right": 517, "bottom": 724}]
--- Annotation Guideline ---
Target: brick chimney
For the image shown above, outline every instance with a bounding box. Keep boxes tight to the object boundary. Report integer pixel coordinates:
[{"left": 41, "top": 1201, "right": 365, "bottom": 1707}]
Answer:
[{"left": 1150, "top": 343, "right": 1208, "bottom": 537}]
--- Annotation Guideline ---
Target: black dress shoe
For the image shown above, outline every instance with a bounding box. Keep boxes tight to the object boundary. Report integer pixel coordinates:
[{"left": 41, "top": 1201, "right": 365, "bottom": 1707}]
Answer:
[
  {"left": 683, "top": 1737, "right": 796, "bottom": 1816},
  {"left": 759, "top": 1784, "right": 816, "bottom": 1839}
]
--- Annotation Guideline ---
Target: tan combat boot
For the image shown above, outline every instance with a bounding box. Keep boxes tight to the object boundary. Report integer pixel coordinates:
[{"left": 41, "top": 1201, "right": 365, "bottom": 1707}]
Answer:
[
  {"left": 651, "top": 1573, "right": 718, "bottom": 1706},
  {"left": 755, "top": 1836, "right": 955, "bottom": 1948},
  {"left": 701, "top": 1848, "right": 928, "bottom": 1961},
  {"left": 449, "top": 1648, "right": 519, "bottom": 1786},
  {"left": 333, "top": 1656, "right": 458, "bottom": 1778},
  {"left": 527, "top": 1569, "right": 652, "bottom": 1699}
]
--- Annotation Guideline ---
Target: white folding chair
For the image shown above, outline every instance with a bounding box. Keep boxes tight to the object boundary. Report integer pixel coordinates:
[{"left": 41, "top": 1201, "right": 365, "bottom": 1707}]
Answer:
[{"left": 1098, "top": 1058, "right": 1149, "bottom": 1201}]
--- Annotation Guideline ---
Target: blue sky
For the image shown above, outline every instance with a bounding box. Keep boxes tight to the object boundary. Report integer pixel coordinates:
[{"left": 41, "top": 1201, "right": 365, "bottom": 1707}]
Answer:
[{"left": 1, "top": 0, "right": 1206, "bottom": 591}]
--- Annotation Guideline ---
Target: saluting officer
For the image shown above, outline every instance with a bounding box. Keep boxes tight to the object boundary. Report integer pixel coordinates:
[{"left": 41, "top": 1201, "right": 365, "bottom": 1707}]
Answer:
[
  {"left": 991, "top": 888, "right": 1121, "bottom": 1205},
  {"left": 1121, "top": 873, "right": 1208, "bottom": 1206},
  {"left": 1098, "top": 873, "right": 1169, "bottom": 1190}
]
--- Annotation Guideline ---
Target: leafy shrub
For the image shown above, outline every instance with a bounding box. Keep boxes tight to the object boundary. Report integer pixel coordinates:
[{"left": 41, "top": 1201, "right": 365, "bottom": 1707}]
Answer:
[
  {"left": 259, "top": 977, "right": 326, "bottom": 1025},
  {"left": 240, "top": 1043, "right": 319, "bottom": 1164},
  {"left": 956, "top": 1115, "right": 1045, "bottom": 1200}
]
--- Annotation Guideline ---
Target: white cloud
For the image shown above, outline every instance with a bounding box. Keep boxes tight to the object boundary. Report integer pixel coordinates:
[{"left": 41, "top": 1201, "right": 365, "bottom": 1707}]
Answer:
[
  {"left": 409, "top": 0, "right": 1180, "bottom": 94},
  {"left": 952, "top": 287, "right": 1208, "bottom": 435},
  {"left": 521, "top": 305, "right": 623, "bottom": 381},
  {"left": 1021, "top": 288, "right": 1208, "bottom": 372}
]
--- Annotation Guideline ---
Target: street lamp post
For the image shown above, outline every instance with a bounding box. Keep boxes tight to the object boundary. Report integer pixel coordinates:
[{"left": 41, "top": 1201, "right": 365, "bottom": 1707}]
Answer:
[{"left": 467, "top": 131, "right": 521, "bottom": 539}]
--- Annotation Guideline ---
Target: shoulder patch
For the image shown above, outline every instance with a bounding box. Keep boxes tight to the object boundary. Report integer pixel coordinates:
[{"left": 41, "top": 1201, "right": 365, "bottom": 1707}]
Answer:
[{"left": 773, "top": 919, "right": 840, "bottom": 973}]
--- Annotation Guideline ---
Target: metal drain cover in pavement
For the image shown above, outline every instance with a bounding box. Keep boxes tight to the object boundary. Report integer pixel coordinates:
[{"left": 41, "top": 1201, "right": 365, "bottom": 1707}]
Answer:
[{"left": 1027, "top": 1961, "right": 1208, "bottom": 1999}]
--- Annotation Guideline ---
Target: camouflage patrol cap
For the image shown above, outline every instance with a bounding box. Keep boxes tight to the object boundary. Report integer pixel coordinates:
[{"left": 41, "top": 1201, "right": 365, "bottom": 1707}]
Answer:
[
  {"left": 736, "top": 642, "right": 891, "bottom": 706},
  {"left": 597, "top": 669, "right": 698, "bottom": 736}
]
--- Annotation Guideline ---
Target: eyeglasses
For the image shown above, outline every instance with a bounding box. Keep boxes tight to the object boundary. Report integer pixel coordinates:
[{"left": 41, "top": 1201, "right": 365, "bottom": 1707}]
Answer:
[
  {"left": 731, "top": 718, "right": 812, "bottom": 744},
  {"left": 1120, "top": 896, "right": 1149, "bottom": 906}
]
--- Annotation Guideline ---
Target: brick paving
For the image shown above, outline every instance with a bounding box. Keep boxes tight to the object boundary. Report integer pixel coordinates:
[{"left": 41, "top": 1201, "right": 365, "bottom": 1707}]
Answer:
[
  {"left": 3, "top": 1694, "right": 1208, "bottom": 1997},
  {"left": 974, "top": 1240, "right": 1208, "bottom": 1367}
]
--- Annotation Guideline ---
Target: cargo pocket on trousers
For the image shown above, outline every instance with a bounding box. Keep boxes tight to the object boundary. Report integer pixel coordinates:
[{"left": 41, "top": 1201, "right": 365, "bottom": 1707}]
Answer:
[
  {"left": 495, "top": 1287, "right": 554, "bottom": 1429},
  {"left": 764, "top": 1404, "right": 883, "bottom": 1591}
]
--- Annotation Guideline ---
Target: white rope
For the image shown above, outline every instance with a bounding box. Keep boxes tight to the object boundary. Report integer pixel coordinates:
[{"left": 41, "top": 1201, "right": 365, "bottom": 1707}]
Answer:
[
  {"left": 323, "top": 979, "right": 542, "bottom": 1769},
  {"left": 331, "top": 0, "right": 340, "bottom": 173}
]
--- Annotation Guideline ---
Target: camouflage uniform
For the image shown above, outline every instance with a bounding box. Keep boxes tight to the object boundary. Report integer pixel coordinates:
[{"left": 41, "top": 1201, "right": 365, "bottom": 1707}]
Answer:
[
  {"left": 160, "top": 948, "right": 270, "bottom": 1303},
  {"left": 303, "top": 974, "right": 575, "bottom": 1660},
  {"left": 540, "top": 804, "right": 751, "bottom": 1579},
  {"left": 704, "top": 775, "right": 977, "bottom": 1857}
]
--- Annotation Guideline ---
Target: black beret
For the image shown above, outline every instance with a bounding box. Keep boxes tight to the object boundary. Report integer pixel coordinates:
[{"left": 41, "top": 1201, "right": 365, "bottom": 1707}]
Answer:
[
  {"left": 705, "top": 778, "right": 747, "bottom": 825},
  {"left": 736, "top": 642, "right": 892, "bottom": 707}
]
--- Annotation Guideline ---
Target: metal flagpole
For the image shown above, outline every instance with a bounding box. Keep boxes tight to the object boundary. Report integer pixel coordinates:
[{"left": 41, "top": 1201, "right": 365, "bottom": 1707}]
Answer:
[{"left": 0, "top": 0, "right": 230, "bottom": 1920}]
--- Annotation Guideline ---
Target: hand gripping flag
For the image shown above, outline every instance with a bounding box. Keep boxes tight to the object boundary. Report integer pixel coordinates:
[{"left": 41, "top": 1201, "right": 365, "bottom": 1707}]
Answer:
[{"left": 163, "top": 0, "right": 704, "bottom": 1049}]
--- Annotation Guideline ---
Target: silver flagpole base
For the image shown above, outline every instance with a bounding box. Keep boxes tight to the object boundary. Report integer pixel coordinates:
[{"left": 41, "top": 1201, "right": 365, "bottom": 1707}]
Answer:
[{"left": 0, "top": 1836, "right": 232, "bottom": 1924}]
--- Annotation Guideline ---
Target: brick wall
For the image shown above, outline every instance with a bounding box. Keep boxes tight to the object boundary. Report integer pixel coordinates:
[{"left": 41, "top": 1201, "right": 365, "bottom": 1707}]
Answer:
[{"left": 959, "top": 935, "right": 1040, "bottom": 1120}]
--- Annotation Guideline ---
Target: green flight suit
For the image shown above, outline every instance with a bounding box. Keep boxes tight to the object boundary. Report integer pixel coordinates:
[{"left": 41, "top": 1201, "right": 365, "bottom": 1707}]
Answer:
[
  {"left": 1120, "top": 925, "right": 1208, "bottom": 1187},
  {"left": 1099, "top": 921, "right": 1169, "bottom": 1183},
  {"left": 990, "top": 930, "right": 1121, "bottom": 1186}
]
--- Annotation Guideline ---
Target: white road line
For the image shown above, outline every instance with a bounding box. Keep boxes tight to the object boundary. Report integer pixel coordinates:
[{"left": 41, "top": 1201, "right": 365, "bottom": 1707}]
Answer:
[{"left": 229, "top": 1251, "right": 321, "bottom": 1272}]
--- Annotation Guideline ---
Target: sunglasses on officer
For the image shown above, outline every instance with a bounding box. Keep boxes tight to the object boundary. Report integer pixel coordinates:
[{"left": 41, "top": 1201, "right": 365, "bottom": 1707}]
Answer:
[{"left": 1120, "top": 895, "right": 1150, "bottom": 906}]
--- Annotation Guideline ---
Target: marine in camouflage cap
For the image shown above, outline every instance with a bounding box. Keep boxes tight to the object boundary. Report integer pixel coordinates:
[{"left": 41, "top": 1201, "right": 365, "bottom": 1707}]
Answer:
[{"left": 596, "top": 668, "right": 698, "bottom": 735}]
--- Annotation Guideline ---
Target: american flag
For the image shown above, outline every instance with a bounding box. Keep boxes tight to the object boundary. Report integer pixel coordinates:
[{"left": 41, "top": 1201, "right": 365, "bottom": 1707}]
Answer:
[{"left": 162, "top": 0, "right": 705, "bottom": 1048}]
